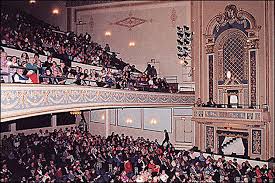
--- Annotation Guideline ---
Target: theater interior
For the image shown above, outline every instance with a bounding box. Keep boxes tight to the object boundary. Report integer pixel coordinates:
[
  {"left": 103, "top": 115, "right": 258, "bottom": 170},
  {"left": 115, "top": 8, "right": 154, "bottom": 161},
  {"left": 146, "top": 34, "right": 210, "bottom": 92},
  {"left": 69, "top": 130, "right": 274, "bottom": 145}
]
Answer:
[{"left": 0, "top": 1, "right": 274, "bottom": 182}]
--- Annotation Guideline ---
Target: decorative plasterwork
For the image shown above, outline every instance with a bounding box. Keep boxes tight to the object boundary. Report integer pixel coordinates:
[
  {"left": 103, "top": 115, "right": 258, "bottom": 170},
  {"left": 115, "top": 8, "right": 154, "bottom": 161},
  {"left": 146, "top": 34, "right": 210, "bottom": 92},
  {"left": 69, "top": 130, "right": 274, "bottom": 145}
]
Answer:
[
  {"left": 1, "top": 84, "right": 195, "bottom": 122},
  {"left": 252, "top": 129, "right": 262, "bottom": 154},
  {"left": 205, "top": 126, "right": 215, "bottom": 149},
  {"left": 112, "top": 12, "right": 149, "bottom": 30},
  {"left": 205, "top": 4, "right": 261, "bottom": 37}
]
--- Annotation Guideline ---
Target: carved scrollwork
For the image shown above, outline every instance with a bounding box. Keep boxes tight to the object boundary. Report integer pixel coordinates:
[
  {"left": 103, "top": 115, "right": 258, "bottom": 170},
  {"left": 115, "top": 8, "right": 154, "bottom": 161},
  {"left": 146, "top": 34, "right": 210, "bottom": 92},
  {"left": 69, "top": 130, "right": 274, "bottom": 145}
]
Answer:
[{"left": 215, "top": 4, "right": 248, "bottom": 33}]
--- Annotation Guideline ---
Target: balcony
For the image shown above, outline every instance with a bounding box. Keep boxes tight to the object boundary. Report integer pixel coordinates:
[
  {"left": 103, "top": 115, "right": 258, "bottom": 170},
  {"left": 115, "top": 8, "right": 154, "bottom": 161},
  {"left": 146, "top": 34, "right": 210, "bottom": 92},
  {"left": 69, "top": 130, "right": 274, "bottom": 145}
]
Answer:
[{"left": 1, "top": 83, "right": 195, "bottom": 122}]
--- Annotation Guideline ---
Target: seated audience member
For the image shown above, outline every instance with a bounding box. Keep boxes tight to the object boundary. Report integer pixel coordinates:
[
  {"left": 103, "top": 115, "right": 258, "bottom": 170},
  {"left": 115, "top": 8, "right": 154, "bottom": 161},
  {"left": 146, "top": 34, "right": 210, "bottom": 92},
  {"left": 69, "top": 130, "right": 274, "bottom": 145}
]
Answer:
[
  {"left": 41, "top": 69, "right": 53, "bottom": 84},
  {"left": 194, "top": 98, "right": 205, "bottom": 107},
  {"left": 26, "top": 57, "right": 39, "bottom": 83},
  {"left": 103, "top": 70, "right": 115, "bottom": 88},
  {"left": 20, "top": 52, "right": 29, "bottom": 63},
  {"left": 42, "top": 56, "right": 53, "bottom": 69},
  {"left": 206, "top": 97, "right": 216, "bottom": 107},
  {"left": 59, "top": 62, "right": 69, "bottom": 77},
  {"left": 161, "top": 78, "right": 169, "bottom": 92},
  {"left": 26, "top": 57, "right": 38, "bottom": 72},
  {"left": 74, "top": 73, "right": 88, "bottom": 86},
  {"left": 0, "top": 51, "right": 9, "bottom": 82},
  {"left": 52, "top": 70, "right": 66, "bottom": 85},
  {"left": 7, "top": 56, "right": 19, "bottom": 76},
  {"left": 13, "top": 68, "right": 30, "bottom": 83}
]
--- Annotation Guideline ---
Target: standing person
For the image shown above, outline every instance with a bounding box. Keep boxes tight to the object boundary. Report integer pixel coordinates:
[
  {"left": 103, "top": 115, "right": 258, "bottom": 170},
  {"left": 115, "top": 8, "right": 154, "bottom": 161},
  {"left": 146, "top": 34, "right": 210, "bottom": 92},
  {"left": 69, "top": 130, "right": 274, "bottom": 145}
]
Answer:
[{"left": 162, "top": 129, "right": 170, "bottom": 147}]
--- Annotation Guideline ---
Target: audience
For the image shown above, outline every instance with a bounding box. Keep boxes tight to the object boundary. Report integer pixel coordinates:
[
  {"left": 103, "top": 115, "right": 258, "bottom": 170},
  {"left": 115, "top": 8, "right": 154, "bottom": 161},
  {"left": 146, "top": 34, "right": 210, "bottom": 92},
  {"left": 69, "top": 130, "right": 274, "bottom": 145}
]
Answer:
[
  {"left": 1, "top": 128, "right": 274, "bottom": 182},
  {"left": 0, "top": 8, "right": 172, "bottom": 93}
]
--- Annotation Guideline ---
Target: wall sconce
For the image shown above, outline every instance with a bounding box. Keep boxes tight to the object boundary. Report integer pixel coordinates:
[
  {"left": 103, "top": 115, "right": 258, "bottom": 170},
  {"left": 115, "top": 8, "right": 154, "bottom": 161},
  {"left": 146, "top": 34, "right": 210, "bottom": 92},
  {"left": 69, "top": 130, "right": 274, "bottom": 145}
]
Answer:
[
  {"left": 101, "top": 114, "right": 105, "bottom": 120},
  {"left": 129, "top": 41, "right": 135, "bottom": 47},
  {"left": 126, "top": 118, "right": 133, "bottom": 124},
  {"left": 105, "top": 31, "right": 111, "bottom": 36},
  {"left": 150, "top": 119, "right": 157, "bottom": 125},
  {"left": 52, "top": 8, "right": 60, "bottom": 15}
]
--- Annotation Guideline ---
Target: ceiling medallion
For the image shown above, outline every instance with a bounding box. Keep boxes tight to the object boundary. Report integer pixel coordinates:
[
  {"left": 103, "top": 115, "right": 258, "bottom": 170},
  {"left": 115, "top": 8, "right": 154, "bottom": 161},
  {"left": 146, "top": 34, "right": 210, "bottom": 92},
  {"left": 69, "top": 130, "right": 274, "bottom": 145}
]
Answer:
[{"left": 112, "top": 12, "right": 148, "bottom": 30}]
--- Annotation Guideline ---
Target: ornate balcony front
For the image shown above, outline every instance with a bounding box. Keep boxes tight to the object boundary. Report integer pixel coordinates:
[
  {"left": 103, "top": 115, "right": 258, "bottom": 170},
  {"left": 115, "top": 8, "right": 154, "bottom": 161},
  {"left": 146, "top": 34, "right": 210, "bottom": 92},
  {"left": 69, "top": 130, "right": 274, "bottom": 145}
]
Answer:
[
  {"left": 1, "top": 84, "right": 195, "bottom": 122},
  {"left": 193, "top": 107, "right": 270, "bottom": 123}
]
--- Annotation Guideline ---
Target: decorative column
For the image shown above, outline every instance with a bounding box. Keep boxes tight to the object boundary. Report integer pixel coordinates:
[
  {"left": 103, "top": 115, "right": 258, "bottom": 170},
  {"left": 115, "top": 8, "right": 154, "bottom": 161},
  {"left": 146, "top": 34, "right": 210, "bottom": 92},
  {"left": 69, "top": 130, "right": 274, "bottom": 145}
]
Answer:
[{"left": 246, "top": 27, "right": 261, "bottom": 105}]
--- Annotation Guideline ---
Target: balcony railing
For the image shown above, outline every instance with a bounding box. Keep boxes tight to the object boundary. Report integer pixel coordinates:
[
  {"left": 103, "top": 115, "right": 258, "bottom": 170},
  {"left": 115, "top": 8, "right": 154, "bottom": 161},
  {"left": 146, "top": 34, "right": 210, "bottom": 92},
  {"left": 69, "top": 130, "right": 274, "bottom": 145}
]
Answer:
[{"left": 1, "top": 84, "right": 195, "bottom": 122}]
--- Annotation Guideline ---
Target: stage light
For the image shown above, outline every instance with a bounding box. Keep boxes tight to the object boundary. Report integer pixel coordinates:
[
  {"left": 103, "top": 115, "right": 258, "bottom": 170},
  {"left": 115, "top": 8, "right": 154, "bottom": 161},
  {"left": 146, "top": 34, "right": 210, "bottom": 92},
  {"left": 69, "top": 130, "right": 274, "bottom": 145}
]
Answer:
[{"left": 52, "top": 8, "right": 60, "bottom": 15}]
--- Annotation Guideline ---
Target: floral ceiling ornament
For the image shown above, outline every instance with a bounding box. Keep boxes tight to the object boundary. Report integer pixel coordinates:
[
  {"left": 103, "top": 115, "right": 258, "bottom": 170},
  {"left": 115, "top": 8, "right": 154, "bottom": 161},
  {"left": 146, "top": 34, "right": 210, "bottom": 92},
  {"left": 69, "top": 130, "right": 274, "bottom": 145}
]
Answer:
[
  {"left": 112, "top": 11, "right": 148, "bottom": 30},
  {"left": 215, "top": 4, "right": 247, "bottom": 32}
]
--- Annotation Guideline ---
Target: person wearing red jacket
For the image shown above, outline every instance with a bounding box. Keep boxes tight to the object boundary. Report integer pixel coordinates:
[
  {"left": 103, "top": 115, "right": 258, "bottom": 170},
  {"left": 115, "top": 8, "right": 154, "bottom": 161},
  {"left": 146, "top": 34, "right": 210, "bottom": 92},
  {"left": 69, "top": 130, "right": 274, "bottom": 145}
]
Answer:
[{"left": 124, "top": 159, "right": 133, "bottom": 178}]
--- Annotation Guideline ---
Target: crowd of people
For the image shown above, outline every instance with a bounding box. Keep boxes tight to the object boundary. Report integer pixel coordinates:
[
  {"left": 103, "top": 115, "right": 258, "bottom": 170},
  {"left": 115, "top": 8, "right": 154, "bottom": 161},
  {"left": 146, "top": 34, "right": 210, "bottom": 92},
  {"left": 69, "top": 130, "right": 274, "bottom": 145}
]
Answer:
[
  {"left": 1, "top": 128, "right": 274, "bottom": 182},
  {"left": 0, "top": 7, "right": 123, "bottom": 68},
  {"left": 0, "top": 8, "right": 172, "bottom": 93},
  {"left": 0, "top": 49, "right": 171, "bottom": 92}
]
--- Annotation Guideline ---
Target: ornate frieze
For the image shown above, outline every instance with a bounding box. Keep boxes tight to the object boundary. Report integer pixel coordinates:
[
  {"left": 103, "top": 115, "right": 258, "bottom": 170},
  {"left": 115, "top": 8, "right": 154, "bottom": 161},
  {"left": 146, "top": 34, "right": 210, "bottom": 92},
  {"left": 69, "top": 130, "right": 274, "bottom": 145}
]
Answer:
[{"left": 1, "top": 84, "right": 195, "bottom": 122}]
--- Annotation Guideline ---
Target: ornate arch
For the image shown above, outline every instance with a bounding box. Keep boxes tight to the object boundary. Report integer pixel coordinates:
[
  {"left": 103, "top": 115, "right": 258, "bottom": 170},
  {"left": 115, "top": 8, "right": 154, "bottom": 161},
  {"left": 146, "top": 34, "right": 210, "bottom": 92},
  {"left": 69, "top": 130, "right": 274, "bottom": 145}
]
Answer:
[{"left": 206, "top": 4, "right": 260, "bottom": 104}]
